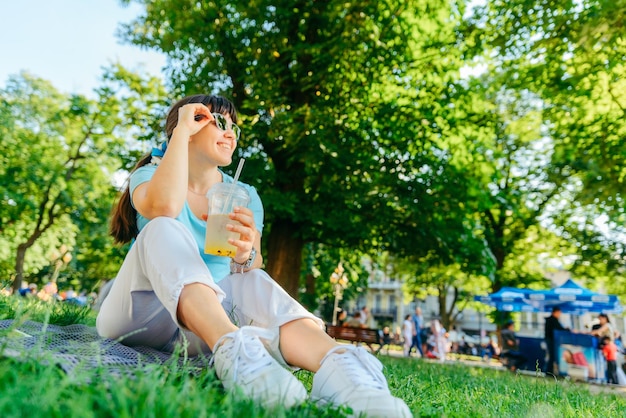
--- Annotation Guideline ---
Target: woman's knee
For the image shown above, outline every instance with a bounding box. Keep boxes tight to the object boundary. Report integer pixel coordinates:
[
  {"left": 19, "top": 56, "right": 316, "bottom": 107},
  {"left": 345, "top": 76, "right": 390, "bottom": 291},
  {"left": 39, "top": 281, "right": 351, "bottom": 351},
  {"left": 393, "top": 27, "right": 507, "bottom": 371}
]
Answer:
[{"left": 135, "top": 217, "right": 198, "bottom": 255}]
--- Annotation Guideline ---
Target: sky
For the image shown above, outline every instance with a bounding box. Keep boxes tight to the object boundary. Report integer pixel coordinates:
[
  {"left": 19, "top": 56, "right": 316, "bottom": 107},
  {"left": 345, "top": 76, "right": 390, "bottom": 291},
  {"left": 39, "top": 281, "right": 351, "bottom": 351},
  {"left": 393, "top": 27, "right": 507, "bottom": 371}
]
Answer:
[{"left": 0, "top": 0, "right": 166, "bottom": 96}]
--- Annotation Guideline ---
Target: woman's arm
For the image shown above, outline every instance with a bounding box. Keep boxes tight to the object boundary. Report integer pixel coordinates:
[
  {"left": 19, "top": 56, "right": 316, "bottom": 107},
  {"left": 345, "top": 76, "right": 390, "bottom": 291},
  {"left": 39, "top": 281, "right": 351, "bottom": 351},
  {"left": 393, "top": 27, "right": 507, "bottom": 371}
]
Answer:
[
  {"left": 133, "top": 103, "right": 211, "bottom": 219},
  {"left": 590, "top": 324, "right": 609, "bottom": 336}
]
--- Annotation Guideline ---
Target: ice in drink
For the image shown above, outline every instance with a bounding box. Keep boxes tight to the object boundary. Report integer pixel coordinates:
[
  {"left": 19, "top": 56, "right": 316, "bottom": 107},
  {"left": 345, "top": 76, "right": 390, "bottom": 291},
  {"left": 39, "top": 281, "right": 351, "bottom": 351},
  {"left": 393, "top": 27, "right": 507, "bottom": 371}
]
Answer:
[
  {"left": 204, "top": 214, "right": 241, "bottom": 257},
  {"left": 204, "top": 182, "right": 250, "bottom": 256}
]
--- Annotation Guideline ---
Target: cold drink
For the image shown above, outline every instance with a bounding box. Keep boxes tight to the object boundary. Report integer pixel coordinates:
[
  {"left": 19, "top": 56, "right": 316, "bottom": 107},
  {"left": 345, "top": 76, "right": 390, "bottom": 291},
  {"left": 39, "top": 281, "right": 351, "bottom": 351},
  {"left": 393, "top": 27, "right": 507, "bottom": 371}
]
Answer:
[
  {"left": 204, "top": 214, "right": 240, "bottom": 257},
  {"left": 204, "top": 182, "right": 250, "bottom": 256}
]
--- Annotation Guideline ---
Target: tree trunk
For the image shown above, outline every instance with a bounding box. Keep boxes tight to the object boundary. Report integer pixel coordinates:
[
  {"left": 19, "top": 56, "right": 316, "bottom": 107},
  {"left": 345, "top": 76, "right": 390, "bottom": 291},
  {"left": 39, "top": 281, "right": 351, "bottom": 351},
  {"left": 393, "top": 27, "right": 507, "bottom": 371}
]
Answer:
[
  {"left": 10, "top": 208, "right": 54, "bottom": 293},
  {"left": 438, "top": 288, "right": 449, "bottom": 329},
  {"left": 264, "top": 217, "right": 304, "bottom": 299},
  {"left": 11, "top": 243, "right": 29, "bottom": 294}
]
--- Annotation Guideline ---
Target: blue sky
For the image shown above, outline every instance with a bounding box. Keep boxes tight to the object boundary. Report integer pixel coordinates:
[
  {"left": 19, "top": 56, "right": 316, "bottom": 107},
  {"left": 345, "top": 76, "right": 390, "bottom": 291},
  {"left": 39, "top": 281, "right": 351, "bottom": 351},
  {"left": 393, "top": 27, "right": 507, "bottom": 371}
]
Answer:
[{"left": 0, "top": 1, "right": 166, "bottom": 96}]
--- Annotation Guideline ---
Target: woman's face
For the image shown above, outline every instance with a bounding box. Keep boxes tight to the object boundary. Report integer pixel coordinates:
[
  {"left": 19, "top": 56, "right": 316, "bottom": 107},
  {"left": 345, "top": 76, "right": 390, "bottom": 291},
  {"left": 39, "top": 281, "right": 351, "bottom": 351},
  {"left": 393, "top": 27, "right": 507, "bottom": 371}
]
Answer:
[{"left": 190, "top": 112, "right": 239, "bottom": 167}]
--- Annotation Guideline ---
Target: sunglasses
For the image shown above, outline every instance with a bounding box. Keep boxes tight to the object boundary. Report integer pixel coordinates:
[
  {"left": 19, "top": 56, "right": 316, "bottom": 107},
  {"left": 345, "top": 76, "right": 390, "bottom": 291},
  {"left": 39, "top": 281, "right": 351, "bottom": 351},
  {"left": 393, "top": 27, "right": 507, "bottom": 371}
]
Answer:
[{"left": 195, "top": 113, "right": 241, "bottom": 140}]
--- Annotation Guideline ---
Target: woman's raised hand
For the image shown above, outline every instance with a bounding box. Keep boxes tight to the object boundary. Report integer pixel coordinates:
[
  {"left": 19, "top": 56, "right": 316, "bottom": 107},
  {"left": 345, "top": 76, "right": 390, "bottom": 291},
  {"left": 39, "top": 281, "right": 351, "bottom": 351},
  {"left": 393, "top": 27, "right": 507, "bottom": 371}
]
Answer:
[{"left": 176, "top": 103, "right": 212, "bottom": 138}]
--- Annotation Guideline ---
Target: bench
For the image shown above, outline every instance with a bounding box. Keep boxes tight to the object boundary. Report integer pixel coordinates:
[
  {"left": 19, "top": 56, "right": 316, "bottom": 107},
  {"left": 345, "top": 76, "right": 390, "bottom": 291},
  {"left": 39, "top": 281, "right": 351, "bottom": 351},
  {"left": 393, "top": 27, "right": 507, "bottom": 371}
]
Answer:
[{"left": 325, "top": 324, "right": 383, "bottom": 354}]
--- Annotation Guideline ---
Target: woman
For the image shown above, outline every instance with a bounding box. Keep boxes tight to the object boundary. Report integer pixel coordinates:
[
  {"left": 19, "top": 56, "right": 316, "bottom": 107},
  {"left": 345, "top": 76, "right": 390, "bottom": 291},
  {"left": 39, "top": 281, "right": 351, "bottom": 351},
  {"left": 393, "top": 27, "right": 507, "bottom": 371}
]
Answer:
[
  {"left": 430, "top": 318, "right": 447, "bottom": 362},
  {"left": 591, "top": 313, "right": 617, "bottom": 341},
  {"left": 96, "top": 94, "right": 410, "bottom": 417}
]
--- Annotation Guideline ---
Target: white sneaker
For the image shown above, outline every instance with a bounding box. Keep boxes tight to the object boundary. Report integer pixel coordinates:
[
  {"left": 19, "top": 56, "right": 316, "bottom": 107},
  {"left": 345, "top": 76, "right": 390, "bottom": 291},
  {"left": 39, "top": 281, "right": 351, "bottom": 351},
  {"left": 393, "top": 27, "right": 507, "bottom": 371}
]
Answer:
[
  {"left": 211, "top": 326, "right": 307, "bottom": 409},
  {"left": 311, "top": 345, "right": 412, "bottom": 417}
]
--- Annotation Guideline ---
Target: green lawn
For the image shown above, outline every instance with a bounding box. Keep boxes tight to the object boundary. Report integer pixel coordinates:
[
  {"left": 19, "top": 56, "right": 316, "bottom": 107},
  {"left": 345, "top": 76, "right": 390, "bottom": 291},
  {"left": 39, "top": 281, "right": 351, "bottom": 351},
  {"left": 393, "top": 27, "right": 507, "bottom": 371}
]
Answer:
[{"left": 1, "top": 295, "right": 625, "bottom": 417}]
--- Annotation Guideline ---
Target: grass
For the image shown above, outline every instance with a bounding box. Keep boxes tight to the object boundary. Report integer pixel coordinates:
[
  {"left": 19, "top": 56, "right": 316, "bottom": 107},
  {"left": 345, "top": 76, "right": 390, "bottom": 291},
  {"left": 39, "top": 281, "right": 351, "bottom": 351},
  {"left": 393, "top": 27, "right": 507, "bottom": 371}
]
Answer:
[{"left": 1, "top": 295, "right": 625, "bottom": 417}]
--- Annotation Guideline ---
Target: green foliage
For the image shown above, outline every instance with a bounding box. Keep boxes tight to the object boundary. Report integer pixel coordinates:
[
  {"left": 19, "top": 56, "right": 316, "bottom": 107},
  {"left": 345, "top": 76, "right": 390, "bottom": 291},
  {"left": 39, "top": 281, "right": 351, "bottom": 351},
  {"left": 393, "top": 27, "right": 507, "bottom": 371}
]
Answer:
[
  {"left": 464, "top": 0, "right": 626, "bottom": 295},
  {"left": 401, "top": 250, "right": 492, "bottom": 329},
  {"left": 0, "top": 74, "right": 80, "bottom": 277},
  {"left": 111, "top": 0, "right": 626, "bottom": 311},
  {"left": 118, "top": 0, "right": 487, "bottom": 296},
  {"left": 0, "top": 67, "right": 168, "bottom": 293}
]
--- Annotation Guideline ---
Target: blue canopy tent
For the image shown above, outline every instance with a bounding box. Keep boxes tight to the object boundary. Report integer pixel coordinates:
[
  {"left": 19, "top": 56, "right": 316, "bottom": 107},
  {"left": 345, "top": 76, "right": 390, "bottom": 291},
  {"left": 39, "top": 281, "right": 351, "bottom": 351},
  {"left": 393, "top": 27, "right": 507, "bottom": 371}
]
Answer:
[
  {"left": 474, "top": 279, "right": 622, "bottom": 376},
  {"left": 474, "top": 287, "right": 539, "bottom": 312},
  {"left": 474, "top": 279, "right": 623, "bottom": 314}
]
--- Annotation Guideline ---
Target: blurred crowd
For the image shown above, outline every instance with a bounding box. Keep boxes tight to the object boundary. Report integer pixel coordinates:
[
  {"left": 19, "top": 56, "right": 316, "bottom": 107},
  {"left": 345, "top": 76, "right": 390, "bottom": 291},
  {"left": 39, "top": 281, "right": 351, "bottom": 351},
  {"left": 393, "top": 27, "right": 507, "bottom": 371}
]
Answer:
[
  {"left": 1, "top": 281, "right": 96, "bottom": 306},
  {"left": 337, "top": 306, "right": 500, "bottom": 362}
]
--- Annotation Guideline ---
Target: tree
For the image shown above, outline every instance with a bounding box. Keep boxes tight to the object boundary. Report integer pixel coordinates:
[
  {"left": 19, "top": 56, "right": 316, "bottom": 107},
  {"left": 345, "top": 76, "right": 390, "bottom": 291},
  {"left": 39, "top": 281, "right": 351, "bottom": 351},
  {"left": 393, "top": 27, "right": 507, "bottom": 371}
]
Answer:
[
  {"left": 463, "top": 0, "right": 626, "bottom": 295},
  {"left": 384, "top": 0, "right": 626, "bottom": 321},
  {"left": 118, "top": 0, "right": 475, "bottom": 297},
  {"left": 0, "top": 67, "right": 167, "bottom": 292},
  {"left": 118, "top": 0, "right": 626, "bottom": 307}
]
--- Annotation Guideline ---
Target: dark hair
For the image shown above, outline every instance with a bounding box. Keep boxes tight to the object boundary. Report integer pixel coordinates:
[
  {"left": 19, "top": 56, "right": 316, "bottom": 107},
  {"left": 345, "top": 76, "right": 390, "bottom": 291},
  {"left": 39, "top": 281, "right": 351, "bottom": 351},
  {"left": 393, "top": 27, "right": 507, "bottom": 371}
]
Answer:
[
  {"left": 552, "top": 306, "right": 562, "bottom": 313},
  {"left": 109, "top": 95, "right": 239, "bottom": 244},
  {"left": 599, "top": 313, "right": 610, "bottom": 322}
]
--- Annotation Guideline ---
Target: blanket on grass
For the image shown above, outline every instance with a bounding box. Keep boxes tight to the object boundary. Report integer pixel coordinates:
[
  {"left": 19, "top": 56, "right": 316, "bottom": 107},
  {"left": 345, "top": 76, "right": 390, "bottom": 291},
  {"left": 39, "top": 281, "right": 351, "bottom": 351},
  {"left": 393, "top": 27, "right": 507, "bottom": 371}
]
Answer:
[{"left": 0, "top": 319, "right": 209, "bottom": 376}]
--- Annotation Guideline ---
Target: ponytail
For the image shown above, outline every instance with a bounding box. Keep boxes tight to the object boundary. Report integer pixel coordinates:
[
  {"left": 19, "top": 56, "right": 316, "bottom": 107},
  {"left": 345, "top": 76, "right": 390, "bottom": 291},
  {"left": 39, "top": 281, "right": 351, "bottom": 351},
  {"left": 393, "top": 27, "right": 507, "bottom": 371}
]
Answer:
[{"left": 109, "top": 153, "right": 153, "bottom": 244}]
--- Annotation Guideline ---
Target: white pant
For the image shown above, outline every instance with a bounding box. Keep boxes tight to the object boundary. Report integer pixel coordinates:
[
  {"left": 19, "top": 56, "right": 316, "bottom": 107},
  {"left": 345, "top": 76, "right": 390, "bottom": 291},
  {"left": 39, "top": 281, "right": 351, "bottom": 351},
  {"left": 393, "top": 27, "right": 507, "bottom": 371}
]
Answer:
[{"left": 96, "top": 217, "right": 322, "bottom": 361}]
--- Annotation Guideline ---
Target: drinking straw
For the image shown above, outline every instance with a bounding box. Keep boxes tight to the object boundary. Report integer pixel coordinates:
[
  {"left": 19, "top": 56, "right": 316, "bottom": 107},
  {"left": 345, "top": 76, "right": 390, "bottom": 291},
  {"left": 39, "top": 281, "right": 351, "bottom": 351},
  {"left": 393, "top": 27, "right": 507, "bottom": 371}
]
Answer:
[
  {"left": 233, "top": 158, "right": 245, "bottom": 183},
  {"left": 224, "top": 158, "right": 246, "bottom": 210}
]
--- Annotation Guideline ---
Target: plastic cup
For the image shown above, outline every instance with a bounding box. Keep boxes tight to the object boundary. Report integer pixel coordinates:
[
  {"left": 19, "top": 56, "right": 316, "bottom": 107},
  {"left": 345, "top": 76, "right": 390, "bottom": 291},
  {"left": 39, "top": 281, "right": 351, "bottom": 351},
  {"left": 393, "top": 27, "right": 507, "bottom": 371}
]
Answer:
[{"left": 204, "top": 183, "right": 250, "bottom": 257}]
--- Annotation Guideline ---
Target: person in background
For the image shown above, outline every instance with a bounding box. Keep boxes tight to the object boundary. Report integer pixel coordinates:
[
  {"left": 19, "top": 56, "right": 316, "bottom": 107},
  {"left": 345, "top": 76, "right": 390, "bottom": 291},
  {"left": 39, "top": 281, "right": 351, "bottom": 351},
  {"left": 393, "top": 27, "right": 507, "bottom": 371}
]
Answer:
[
  {"left": 500, "top": 320, "right": 526, "bottom": 372},
  {"left": 430, "top": 318, "right": 447, "bottom": 362},
  {"left": 380, "top": 326, "right": 393, "bottom": 352},
  {"left": 600, "top": 336, "right": 619, "bottom": 384},
  {"left": 359, "top": 306, "right": 370, "bottom": 328},
  {"left": 481, "top": 338, "right": 497, "bottom": 362},
  {"left": 410, "top": 307, "right": 424, "bottom": 358},
  {"left": 38, "top": 281, "right": 59, "bottom": 302},
  {"left": 375, "top": 326, "right": 396, "bottom": 356},
  {"left": 96, "top": 95, "right": 410, "bottom": 417},
  {"left": 336, "top": 309, "right": 348, "bottom": 326},
  {"left": 544, "top": 306, "right": 569, "bottom": 375},
  {"left": 343, "top": 311, "right": 364, "bottom": 328},
  {"left": 456, "top": 335, "right": 466, "bottom": 355},
  {"left": 420, "top": 324, "right": 431, "bottom": 356},
  {"left": 590, "top": 313, "right": 617, "bottom": 341},
  {"left": 447, "top": 326, "right": 459, "bottom": 353},
  {"left": 18, "top": 283, "right": 37, "bottom": 297}
]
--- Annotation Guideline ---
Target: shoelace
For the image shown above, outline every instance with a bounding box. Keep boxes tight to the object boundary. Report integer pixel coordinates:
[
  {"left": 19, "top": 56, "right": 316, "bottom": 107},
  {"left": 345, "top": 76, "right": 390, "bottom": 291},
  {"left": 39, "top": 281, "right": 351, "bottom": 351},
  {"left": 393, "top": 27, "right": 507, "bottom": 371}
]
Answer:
[
  {"left": 211, "top": 326, "right": 275, "bottom": 382},
  {"left": 323, "top": 346, "right": 387, "bottom": 390}
]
